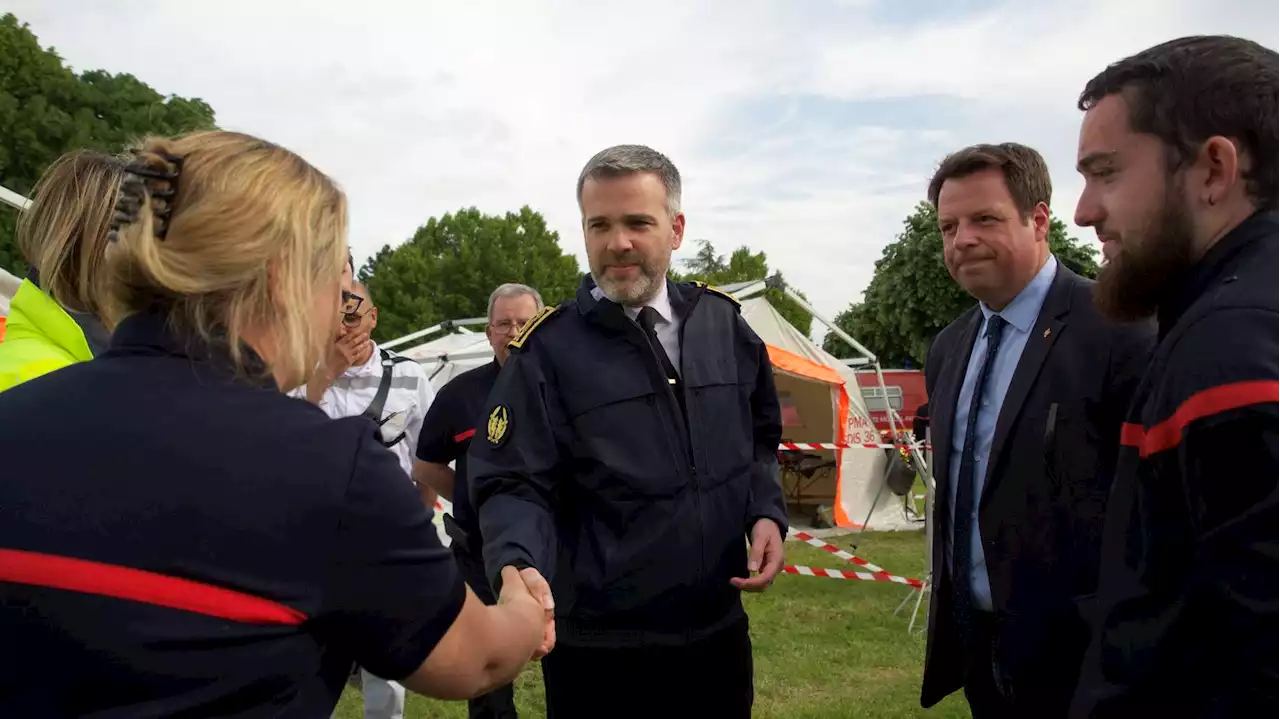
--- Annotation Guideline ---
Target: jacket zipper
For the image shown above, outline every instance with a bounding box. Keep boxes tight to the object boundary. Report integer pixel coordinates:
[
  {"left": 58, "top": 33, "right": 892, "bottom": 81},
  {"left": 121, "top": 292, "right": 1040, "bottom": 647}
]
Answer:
[
  {"left": 629, "top": 287, "right": 706, "bottom": 642},
  {"left": 675, "top": 288, "right": 706, "bottom": 641}
]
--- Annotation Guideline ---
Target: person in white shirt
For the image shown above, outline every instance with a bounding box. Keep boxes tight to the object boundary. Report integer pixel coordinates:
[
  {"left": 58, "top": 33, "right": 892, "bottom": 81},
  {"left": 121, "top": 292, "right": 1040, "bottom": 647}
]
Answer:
[
  {"left": 311, "top": 281, "right": 434, "bottom": 480},
  {"left": 300, "top": 266, "right": 436, "bottom": 719}
]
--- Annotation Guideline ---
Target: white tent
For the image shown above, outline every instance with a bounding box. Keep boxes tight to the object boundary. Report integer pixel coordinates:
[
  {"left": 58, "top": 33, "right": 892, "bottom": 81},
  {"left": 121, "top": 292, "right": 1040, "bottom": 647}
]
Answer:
[
  {"left": 393, "top": 280, "right": 918, "bottom": 531},
  {"left": 735, "top": 293, "right": 914, "bottom": 531},
  {"left": 397, "top": 328, "right": 496, "bottom": 390}
]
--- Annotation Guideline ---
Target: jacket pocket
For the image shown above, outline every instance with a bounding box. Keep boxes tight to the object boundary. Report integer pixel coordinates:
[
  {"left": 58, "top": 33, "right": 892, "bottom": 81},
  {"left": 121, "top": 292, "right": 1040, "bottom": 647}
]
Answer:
[
  {"left": 687, "top": 380, "right": 753, "bottom": 490},
  {"left": 565, "top": 380, "right": 683, "bottom": 499}
]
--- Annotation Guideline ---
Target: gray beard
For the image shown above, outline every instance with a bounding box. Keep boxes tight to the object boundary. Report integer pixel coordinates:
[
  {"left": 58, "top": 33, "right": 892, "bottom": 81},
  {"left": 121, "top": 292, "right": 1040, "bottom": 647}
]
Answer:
[{"left": 592, "top": 270, "right": 659, "bottom": 307}]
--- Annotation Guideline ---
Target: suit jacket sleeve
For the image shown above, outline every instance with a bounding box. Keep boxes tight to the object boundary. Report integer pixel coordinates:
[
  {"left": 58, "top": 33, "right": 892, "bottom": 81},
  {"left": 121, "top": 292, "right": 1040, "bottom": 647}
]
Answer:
[
  {"left": 742, "top": 315, "right": 787, "bottom": 536},
  {"left": 467, "top": 345, "right": 562, "bottom": 591}
]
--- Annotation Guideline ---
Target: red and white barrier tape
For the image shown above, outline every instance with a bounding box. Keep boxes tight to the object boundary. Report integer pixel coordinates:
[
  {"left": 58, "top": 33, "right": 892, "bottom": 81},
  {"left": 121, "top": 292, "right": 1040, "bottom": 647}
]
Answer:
[
  {"left": 789, "top": 530, "right": 886, "bottom": 573},
  {"left": 784, "top": 530, "right": 928, "bottom": 589},
  {"left": 778, "top": 441, "right": 931, "bottom": 451},
  {"left": 782, "top": 565, "right": 925, "bottom": 588}
]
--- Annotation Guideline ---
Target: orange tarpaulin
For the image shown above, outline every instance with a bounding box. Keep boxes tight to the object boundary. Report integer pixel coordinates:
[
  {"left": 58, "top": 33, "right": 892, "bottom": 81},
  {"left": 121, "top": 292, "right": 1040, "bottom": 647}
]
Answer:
[
  {"left": 766, "top": 343, "right": 856, "bottom": 527},
  {"left": 766, "top": 344, "right": 844, "bottom": 386}
]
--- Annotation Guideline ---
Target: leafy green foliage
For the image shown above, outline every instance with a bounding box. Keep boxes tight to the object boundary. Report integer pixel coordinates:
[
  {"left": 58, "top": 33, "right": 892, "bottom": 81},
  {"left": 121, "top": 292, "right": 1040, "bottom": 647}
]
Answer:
[
  {"left": 357, "top": 206, "right": 582, "bottom": 342},
  {"left": 0, "top": 13, "right": 217, "bottom": 274},
  {"left": 670, "top": 240, "right": 813, "bottom": 335},
  {"left": 822, "top": 202, "right": 1100, "bottom": 367}
]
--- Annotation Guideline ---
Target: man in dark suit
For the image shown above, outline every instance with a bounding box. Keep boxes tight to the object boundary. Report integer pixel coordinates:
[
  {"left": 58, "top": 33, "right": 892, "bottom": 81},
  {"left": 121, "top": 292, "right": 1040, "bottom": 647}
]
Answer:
[{"left": 918, "top": 143, "right": 1154, "bottom": 718}]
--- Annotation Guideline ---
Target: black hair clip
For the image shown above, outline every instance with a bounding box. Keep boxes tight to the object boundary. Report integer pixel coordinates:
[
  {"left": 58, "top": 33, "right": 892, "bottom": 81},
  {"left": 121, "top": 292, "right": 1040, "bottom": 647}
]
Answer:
[
  {"left": 107, "top": 176, "right": 147, "bottom": 243},
  {"left": 116, "top": 152, "right": 185, "bottom": 241}
]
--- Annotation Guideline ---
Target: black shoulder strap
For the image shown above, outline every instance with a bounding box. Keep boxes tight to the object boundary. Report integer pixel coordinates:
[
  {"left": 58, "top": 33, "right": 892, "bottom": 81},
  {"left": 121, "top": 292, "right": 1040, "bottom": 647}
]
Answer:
[{"left": 362, "top": 348, "right": 415, "bottom": 422}]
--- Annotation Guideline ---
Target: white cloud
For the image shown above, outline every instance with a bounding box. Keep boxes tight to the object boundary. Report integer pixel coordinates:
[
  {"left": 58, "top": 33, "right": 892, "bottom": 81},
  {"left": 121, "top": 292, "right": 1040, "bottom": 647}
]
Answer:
[{"left": 7, "top": 0, "right": 1278, "bottom": 343}]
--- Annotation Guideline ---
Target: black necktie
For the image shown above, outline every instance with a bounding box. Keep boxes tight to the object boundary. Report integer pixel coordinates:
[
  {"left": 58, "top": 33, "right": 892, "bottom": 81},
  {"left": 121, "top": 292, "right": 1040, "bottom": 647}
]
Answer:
[
  {"left": 637, "top": 307, "right": 686, "bottom": 418},
  {"left": 637, "top": 307, "right": 679, "bottom": 382},
  {"left": 952, "top": 314, "right": 1008, "bottom": 641}
]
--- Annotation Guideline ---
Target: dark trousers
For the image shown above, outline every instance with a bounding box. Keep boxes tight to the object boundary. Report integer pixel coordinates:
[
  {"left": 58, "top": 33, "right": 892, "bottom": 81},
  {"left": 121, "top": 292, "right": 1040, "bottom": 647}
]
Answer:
[
  {"left": 540, "top": 617, "right": 753, "bottom": 719},
  {"left": 454, "top": 545, "right": 519, "bottom": 719},
  {"left": 962, "top": 612, "right": 1016, "bottom": 719}
]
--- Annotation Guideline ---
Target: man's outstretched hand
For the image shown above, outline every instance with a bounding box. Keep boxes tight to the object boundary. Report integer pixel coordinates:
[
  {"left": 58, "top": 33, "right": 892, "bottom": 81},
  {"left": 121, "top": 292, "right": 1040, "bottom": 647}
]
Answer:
[
  {"left": 730, "top": 519, "right": 784, "bottom": 592},
  {"left": 507, "top": 566, "right": 556, "bottom": 658}
]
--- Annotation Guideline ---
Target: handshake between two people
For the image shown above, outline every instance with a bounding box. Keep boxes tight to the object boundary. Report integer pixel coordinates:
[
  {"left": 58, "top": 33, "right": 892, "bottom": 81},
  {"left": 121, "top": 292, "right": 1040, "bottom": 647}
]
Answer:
[
  {"left": 493, "top": 517, "right": 785, "bottom": 666},
  {"left": 498, "top": 566, "right": 557, "bottom": 660}
]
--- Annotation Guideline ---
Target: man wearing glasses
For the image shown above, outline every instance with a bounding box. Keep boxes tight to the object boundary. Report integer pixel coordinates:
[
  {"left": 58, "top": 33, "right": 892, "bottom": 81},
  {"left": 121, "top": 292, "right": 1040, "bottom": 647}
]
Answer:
[
  {"left": 414, "top": 282, "right": 544, "bottom": 719},
  {"left": 296, "top": 258, "right": 437, "bottom": 719}
]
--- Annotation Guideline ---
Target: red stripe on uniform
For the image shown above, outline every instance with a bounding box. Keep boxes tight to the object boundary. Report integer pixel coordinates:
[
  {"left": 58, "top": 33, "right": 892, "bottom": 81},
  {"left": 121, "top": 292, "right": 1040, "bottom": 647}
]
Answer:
[
  {"left": 1122, "top": 380, "right": 1279, "bottom": 458},
  {"left": 1119, "top": 422, "right": 1146, "bottom": 448},
  {"left": 0, "top": 548, "right": 307, "bottom": 626},
  {"left": 454, "top": 428, "right": 476, "bottom": 442}
]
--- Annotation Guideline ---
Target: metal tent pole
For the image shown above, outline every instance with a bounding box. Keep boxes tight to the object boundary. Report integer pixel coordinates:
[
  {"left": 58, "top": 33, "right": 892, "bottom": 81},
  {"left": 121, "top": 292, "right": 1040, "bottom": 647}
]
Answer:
[
  {"left": 381, "top": 316, "right": 487, "bottom": 350},
  {"left": 1, "top": 185, "right": 31, "bottom": 212}
]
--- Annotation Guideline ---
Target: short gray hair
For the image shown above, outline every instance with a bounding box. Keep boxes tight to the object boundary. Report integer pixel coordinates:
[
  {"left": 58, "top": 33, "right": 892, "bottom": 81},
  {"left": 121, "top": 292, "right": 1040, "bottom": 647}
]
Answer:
[
  {"left": 486, "top": 283, "right": 544, "bottom": 321},
  {"left": 576, "top": 144, "right": 682, "bottom": 215}
]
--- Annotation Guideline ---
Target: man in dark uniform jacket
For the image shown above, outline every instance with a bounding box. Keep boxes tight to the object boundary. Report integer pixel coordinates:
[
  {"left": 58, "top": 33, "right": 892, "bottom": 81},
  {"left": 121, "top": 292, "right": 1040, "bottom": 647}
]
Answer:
[
  {"left": 1070, "top": 36, "right": 1278, "bottom": 717},
  {"left": 468, "top": 145, "right": 787, "bottom": 719},
  {"left": 415, "top": 282, "right": 544, "bottom": 719}
]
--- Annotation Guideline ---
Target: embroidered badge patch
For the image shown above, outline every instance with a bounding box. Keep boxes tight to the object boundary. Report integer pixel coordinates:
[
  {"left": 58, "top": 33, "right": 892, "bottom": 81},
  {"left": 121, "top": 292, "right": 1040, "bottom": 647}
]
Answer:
[{"left": 487, "top": 405, "right": 511, "bottom": 446}]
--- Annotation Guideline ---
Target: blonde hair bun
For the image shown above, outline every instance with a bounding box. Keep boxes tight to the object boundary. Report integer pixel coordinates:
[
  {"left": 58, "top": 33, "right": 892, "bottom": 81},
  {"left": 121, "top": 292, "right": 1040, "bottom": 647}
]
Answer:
[{"left": 104, "top": 130, "right": 349, "bottom": 389}]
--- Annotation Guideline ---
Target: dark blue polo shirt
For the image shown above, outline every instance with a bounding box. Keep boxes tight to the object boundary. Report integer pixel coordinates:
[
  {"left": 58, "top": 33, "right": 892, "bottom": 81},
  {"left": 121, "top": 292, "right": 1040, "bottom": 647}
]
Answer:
[
  {"left": 0, "top": 312, "right": 465, "bottom": 717},
  {"left": 415, "top": 360, "right": 501, "bottom": 543}
]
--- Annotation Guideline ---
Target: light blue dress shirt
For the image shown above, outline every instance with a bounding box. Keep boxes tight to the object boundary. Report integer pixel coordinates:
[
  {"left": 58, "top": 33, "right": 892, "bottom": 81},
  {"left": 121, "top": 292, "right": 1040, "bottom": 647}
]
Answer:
[{"left": 947, "top": 255, "right": 1058, "bottom": 611}]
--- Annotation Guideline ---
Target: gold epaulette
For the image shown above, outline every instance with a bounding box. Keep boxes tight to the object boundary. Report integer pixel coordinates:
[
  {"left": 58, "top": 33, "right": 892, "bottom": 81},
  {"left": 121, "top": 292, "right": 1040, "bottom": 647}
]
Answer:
[
  {"left": 694, "top": 281, "right": 741, "bottom": 308},
  {"left": 507, "top": 304, "right": 561, "bottom": 350}
]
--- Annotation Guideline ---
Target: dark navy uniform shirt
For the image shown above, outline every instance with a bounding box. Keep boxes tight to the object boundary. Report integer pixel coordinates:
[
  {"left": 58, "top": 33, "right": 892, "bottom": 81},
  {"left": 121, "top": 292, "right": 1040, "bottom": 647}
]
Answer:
[
  {"left": 1072, "top": 211, "right": 1279, "bottom": 717},
  {"left": 0, "top": 311, "right": 465, "bottom": 718},
  {"left": 416, "top": 359, "right": 501, "bottom": 546},
  {"left": 469, "top": 275, "right": 787, "bottom": 648}
]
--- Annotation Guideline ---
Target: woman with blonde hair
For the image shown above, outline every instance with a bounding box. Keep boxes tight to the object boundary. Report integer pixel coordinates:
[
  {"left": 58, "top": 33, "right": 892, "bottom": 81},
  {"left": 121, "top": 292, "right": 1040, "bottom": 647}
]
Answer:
[
  {"left": 0, "top": 130, "right": 552, "bottom": 717},
  {"left": 0, "top": 150, "right": 124, "bottom": 391}
]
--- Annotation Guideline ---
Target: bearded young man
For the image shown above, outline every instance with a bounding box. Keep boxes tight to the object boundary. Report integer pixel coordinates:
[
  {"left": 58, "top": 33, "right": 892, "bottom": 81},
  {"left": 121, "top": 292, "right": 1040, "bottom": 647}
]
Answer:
[
  {"left": 467, "top": 145, "right": 787, "bottom": 719},
  {"left": 1070, "top": 35, "right": 1278, "bottom": 718}
]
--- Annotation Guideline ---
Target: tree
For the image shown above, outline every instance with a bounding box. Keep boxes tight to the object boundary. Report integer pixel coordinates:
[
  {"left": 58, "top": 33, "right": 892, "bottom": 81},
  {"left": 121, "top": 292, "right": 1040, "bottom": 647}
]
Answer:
[
  {"left": 822, "top": 202, "right": 1100, "bottom": 367},
  {"left": 0, "top": 13, "right": 217, "bottom": 274},
  {"left": 357, "top": 206, "right": 582, "bottom": 342},
  {"left": 670, "top": 240, "right": 813, "bottom": 336}
]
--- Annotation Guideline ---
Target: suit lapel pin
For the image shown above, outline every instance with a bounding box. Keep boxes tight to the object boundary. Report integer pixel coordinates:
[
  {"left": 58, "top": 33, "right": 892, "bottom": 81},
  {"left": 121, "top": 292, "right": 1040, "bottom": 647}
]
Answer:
[{"left": 1043, "top": 327, "right": 1052, "bottom": 339}]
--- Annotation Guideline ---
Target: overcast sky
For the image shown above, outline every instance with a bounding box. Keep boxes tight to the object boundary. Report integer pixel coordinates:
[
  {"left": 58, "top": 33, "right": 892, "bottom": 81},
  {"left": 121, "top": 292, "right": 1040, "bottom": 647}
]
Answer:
[{"left": 8, "top": 0, "right": 1277, "bottom": 333}]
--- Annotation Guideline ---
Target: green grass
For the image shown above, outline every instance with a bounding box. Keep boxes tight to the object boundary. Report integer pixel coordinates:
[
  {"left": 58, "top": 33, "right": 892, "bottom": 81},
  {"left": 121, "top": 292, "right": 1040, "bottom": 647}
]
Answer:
[{"left": 334, "top": 529, "right": 969, "bottom": 718}]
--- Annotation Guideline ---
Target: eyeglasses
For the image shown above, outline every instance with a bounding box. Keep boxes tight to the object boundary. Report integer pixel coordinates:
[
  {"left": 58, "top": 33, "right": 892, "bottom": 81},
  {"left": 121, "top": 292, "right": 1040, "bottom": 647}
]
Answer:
[
  {"left": 489, "top": 318, "right": 533, "bottom": 334},
  {"left": 341, "top": 290, "right": 364, "bottom": 315},
  {"left": 341, "top": 290, "right": 370, "bottom": 327}
]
